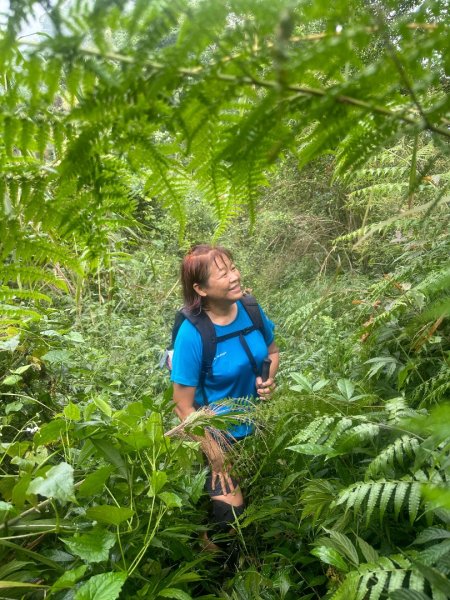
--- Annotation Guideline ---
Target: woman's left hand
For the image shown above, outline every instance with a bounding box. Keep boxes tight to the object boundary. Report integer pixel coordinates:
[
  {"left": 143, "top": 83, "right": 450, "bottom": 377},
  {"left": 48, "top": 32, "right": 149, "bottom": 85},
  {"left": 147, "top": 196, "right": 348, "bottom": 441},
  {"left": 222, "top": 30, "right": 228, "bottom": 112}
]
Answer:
[{"left": 256, "top": 376, "right": 276, "bottom": 399}]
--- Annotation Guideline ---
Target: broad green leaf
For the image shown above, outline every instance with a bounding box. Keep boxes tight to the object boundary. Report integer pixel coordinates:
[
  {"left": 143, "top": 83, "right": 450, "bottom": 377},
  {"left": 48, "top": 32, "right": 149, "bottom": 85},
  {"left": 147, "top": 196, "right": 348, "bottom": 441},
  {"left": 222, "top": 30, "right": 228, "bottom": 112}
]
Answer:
[
  {"left": 148, "top": 471, "right": 168, "bottom": 496},
  {"left": 52, "top": 565, "right": 88, "bottom": 591},
  {"left": 337, "top": 379, "right": 355, "bottom": 400},
  {"left": 114, "top": 401, "right": 145, "bottom": 419},
  {"left": 0, "top": 335, "right": 20, "bottom": 352},
  {"left": 74, "top": 572, "right": 126, "bottom": 600},
  {"left": 5, "top": 400, "right": 23, "bottom": 414},
  {"left": 281, "top": 472, "right": 302, "bottom": 492},
  {"left": 419, "top": 540, "right": 450, "bottom": 568},
  {"left": 146, "top": 412, "right": 164, "bottom": 443},
  {"left": 311, "top": 546, "right": 348, "bottom": 572},
  {"left": 27, "top": 462, "right": 75, "bottom": 502},
  {"left": 41, "top": 330, "right": 61, "bottom": 338},
  {"left": 1, "top": 374, "right": 22, "bottom": 386},
  {"left": 34, "top": 419, "right": 66, "bottom": 445},
  {"left": 186, "top": 470, "right": 207, "bottom": 504},
  {"left": 78, "top": 466, "right": 113, "bottom": 498},
  {"left": 158, "top": 588, "right": 193, "bottom": 599},
  {"left": 90, "top": 439, "right": 128, "bottom": 480},
  {"left": 3, "top": 441, "right": 29, "bottom": 458},
  {"left": 64, "top": 402, "right": 81, "bottom": 421},
  {"left": 86, "top": 505, "right": 134, "bottom": 525},
  {"left": 116, "top": 431, "right": 152, "bottom": 450},
  {"left": 159, "top": 492, "right": 183, "bottom": 508},
  {"left": 92, "top": 396, "right": 112, "bottom": 417},
  {"left": 41, "top": 349, "right": 71, "bottom": 364},
  {"left": 64, "top": 331, "right": 85, "bottom": 343},
  {"left": 11, "top": 365, "right": 32, "bottom": 375},
  {"left": 62, "top": 529, "right": 116, "bottom": 563}
]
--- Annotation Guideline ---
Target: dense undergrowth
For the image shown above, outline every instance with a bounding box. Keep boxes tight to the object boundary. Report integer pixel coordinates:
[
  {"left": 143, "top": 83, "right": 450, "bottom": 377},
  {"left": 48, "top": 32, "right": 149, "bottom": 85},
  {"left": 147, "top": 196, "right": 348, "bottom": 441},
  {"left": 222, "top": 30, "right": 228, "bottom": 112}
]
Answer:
[
  {"left": 1, "top": 149, "right": 449, "bottom": 598},
  {"left": 1, "top": 0, "right": 450, "bottom": 598}
]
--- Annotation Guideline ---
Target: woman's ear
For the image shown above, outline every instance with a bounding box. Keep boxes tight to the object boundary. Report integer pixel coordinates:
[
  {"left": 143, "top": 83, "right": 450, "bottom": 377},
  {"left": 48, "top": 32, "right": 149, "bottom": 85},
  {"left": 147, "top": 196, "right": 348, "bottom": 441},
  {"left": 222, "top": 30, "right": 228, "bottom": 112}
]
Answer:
[{"left": 193, "top": 283, "right": 207, "bottom": 297}]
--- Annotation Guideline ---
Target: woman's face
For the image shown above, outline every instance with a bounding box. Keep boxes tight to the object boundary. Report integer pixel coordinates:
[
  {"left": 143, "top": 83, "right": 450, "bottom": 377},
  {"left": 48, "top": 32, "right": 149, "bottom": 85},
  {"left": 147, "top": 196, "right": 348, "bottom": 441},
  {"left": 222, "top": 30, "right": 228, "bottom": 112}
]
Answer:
[{"left": 195, "top": 254, "right": 243, "bottom": 304}]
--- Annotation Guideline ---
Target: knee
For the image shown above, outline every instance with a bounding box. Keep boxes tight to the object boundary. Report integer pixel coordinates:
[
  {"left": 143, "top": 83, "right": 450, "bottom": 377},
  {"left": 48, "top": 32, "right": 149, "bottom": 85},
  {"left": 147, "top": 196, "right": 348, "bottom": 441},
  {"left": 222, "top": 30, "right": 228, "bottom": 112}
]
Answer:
[{"left": 211, "top": 500, "right": 244, "bottom": 533}]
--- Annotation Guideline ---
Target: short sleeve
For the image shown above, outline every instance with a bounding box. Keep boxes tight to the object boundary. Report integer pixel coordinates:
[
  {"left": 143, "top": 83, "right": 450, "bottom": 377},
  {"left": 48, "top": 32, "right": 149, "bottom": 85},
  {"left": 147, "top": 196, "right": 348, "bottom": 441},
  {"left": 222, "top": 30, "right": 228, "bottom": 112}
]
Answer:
[
  {"left": 258, "top": 305, "right": 275, "bottom": 345},
  {"left": 170, "top": 320, "right": 203, "bottom": 387}
]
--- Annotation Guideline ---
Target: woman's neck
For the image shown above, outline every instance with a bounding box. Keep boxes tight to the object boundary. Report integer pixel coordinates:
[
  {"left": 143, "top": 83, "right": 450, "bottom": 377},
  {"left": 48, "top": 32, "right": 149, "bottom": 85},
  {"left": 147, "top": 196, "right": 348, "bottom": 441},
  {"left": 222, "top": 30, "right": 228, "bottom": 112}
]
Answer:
[{"left": 204, "top": 300, "right": 238, "bottom": 325}]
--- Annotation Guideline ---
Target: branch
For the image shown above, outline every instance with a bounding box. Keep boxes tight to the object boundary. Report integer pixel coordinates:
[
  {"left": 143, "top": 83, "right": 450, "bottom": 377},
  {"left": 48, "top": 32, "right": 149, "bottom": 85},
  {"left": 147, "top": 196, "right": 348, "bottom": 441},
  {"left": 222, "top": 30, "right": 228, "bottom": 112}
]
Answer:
[
  {"left": 214, "top": 72, "right": 450, "bottom": 139},
  {"left": 17, "top": 31, "right": 450, "bottom": 140}
]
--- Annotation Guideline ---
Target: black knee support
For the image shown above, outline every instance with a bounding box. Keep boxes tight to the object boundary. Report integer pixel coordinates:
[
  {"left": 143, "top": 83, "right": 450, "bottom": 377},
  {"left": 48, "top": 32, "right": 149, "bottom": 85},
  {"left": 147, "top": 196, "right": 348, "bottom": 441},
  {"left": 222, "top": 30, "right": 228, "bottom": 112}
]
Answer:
[{"left": 211, "top": 500, "right": 244, "bottom": 533}]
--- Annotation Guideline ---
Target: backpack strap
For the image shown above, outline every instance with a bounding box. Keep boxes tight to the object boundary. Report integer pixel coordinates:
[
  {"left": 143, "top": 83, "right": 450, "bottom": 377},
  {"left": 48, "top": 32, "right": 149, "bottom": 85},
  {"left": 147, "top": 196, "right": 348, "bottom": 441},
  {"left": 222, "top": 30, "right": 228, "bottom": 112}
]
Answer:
[
  {"left": 240, "top": 294, "right": 270, "bottom": 345},
  {"left": 171, "top": 310, "right": 187, "bottom": 348},
  {"left": 179, "top": 308, "right": 216, "bottom": 406}
]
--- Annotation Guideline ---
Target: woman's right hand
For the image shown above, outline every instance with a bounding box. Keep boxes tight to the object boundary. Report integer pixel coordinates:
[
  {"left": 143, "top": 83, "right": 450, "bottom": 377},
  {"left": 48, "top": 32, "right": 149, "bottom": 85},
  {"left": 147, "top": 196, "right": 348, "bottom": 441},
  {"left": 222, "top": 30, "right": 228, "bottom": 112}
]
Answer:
[{"left": 210, "top": 454, "right": 235, "bottom": 496}]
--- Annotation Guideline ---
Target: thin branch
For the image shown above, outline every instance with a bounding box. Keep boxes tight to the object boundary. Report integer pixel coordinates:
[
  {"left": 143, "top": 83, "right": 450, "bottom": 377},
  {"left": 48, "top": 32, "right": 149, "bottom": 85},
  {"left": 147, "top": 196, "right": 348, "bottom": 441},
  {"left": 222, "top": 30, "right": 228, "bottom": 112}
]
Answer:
[
  {"left": 17, "top": 34, "right": 450, "bottom": 140},
  {"left": 215, "top": 72, "right": 450, "bottom": 139},
  {"left": 372, "top": 7, "right": 432, "bottom": 129}
]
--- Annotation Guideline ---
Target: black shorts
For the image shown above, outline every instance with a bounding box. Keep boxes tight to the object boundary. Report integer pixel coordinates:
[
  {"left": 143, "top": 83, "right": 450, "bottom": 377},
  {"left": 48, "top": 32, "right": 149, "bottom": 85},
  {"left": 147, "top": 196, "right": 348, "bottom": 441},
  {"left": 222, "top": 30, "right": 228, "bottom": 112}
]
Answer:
[{"left": 205, "top": 472, "right": 240, "bottom": 497}]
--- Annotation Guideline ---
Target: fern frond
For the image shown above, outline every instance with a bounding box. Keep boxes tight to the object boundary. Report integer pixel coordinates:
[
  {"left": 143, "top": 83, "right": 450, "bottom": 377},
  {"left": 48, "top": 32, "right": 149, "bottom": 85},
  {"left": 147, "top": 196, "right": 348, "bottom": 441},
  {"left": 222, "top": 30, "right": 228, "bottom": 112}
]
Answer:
[
  {"left": 332, "top": 552, "right": 450, "bottom": 600},
  {"left": 320, "top": 530, "right": 360, "bottom": 566},
  {"left": 418, "top": 540, "right": 450, "bottom": 568},
  {"left": 300, "top": 479, "right": 337, "bottom": 521},
  {"left": 390, "top": 591, "right": 431, "bottom": 600},
  {"left": 330, "top": 555, "right": 409, "bottom": 600},
  {"left": 333, "top": 423, "right": 380, "bottom": 454},
  {"left": 366, "top": 435, "right": 420, "bottom": 478},
  {"left": 413, "top": 528, "right": 450, "bottom": 545},
  {"left": 334, "top": 479, "right": 423, "bottom": 524},
  {"left": 290, "top": 416, "right": 335, "bottom": 445},
  {"left": 0, "top": 287, "right": 51, "bottom": 304}
]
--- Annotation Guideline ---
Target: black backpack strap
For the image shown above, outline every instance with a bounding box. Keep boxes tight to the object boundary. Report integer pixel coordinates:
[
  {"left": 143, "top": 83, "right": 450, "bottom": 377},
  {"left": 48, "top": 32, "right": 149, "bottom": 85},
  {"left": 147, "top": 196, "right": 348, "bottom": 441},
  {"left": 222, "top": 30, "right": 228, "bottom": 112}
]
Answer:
[
  {"left": 239, "top": 332, "right": 259, "bottom": 376},
  {"left": 240, "top": 294, "right": 270, "bottom": 345},
  {"left": 181, "top": 309, "right": 216, "bottom": 406},
  {"left": 171, "top": 310, "right": 187, "bottom": 348}
]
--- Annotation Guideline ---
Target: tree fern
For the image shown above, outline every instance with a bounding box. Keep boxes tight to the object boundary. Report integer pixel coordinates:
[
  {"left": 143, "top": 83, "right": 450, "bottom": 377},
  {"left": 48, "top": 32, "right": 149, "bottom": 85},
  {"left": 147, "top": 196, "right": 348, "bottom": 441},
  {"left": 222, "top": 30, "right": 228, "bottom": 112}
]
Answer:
[{"left": 2, "top": 0, "right": 448, "bottom": 326}]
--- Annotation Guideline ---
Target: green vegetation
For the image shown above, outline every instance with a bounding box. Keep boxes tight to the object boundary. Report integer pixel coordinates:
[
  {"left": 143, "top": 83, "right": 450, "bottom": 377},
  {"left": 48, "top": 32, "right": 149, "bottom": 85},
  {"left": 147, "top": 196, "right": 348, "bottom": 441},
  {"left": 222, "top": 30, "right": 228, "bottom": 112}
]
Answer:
[{"left": 0, "top": 0, "right": 449, "bottom": 598}]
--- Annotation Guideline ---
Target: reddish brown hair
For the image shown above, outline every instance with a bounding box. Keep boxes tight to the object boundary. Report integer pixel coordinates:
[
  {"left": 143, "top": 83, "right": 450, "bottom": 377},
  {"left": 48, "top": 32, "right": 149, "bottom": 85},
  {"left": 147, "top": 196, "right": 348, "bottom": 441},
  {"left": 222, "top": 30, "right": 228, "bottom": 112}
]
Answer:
[{"left": 181, "top": 244, "right": 233, "bottom": 313}]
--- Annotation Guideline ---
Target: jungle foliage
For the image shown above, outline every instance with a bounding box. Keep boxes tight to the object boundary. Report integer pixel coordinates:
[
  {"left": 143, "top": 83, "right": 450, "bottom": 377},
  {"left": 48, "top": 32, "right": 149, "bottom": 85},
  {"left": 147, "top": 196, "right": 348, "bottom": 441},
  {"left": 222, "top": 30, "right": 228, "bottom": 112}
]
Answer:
[{"left": 0, "top": 0, "right": 449, "bottom": 598}]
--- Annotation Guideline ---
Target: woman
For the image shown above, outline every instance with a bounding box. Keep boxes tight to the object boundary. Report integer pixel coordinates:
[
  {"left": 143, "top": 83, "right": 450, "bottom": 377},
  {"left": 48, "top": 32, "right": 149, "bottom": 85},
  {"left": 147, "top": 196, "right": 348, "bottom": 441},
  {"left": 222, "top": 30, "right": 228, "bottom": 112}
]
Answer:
[{"left": 171, "top": 244, "right": 279, "bottom": 545}]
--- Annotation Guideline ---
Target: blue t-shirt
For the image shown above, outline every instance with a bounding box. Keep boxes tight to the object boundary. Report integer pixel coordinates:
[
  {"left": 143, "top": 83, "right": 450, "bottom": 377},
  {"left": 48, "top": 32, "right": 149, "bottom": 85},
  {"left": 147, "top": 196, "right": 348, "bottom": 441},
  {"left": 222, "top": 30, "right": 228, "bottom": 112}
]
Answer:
[{"left": 171, "top": 300, "right": 275, "bottom": 438}]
